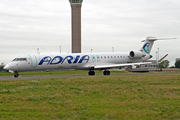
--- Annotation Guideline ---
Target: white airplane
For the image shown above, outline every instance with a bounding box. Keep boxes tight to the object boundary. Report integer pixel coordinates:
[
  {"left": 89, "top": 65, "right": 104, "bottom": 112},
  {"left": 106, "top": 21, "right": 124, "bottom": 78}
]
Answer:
[{"left": 3, "top": 36, "right": 176, "bottom": 78}]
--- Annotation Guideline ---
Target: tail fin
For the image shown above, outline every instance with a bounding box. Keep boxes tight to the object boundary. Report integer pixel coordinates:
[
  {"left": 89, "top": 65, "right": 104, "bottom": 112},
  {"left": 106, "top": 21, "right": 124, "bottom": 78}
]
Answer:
[{"left": 140, "top": 36, "right": 176, "bottom": 54}]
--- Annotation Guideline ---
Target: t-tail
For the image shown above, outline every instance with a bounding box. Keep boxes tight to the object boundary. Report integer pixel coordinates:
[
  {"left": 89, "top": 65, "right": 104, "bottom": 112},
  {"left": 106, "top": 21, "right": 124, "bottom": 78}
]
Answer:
[
  {"left": 140, "top": 36, "right": 177, "bottom": 54},
  {"left": 129, "top": 36, "right": 176, "bottom": 59}
]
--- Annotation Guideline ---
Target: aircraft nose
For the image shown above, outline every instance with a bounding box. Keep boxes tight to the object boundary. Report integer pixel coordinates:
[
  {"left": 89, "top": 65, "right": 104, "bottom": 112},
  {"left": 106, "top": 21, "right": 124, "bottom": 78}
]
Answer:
[{"left": 3, "top": 64, "right": 10, "bottom": 70}]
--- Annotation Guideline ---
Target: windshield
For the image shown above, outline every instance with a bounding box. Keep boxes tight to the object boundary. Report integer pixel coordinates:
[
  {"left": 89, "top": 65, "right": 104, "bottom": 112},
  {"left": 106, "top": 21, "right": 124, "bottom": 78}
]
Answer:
[{"left": 13, "top": 58, "right": 27, "bottom": 61}]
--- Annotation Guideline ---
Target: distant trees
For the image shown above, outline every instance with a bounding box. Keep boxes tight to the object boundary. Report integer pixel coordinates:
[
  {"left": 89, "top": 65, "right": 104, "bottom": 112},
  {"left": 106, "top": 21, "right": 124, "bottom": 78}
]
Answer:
[
  {"left": 159, "top": 60, "right": 170, "bottom": 68},
  {"left": 175, "top": 60, "right": 180, "bottom": 68},
  {"left": 136, "top": 65, "right": 140, "bottom": 68}
]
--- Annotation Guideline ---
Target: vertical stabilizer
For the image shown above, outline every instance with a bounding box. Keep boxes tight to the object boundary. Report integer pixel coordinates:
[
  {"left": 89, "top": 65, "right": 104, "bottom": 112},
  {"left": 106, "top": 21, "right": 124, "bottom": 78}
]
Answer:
[{"left": 140, "top": 36, "right": 156, "bottom": 54}]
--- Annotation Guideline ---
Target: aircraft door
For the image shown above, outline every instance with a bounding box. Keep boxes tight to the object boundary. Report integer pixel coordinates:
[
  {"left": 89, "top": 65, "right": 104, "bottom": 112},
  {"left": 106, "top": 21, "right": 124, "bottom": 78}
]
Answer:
[
  {"left": 15, "top": 62, "right": 20, "bottom": 71},
  {"left": 28, "top": 54, "right": 38, "bottom": 68}
]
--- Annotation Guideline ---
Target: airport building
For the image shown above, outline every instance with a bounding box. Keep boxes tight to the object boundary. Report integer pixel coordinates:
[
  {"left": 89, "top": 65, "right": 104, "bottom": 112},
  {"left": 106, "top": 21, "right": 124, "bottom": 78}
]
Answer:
[
  {"left": 175, "top": 58, "right": 180, "bottom": 62},
  {"left": 140, "top": 60, "right": 158, "bottom": 69},
  {"left": 69, "top": 0, "right": 83, "bottom": 53},
  {"left": 0, "top": 63, "right": 5, "bottom": 72}
]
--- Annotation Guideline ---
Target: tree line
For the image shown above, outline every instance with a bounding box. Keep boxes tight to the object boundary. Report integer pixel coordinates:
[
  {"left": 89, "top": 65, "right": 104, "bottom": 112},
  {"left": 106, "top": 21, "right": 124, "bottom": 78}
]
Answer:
[{"left": 159, "top": 60, "right": 180, "bottom": 68}]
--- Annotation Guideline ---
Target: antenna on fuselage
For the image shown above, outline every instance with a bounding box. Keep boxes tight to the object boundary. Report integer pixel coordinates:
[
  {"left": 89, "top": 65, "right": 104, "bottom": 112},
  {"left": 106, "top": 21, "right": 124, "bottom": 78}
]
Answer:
[{"left": 37, "top": 48, "right": 40, "bottom": 54}]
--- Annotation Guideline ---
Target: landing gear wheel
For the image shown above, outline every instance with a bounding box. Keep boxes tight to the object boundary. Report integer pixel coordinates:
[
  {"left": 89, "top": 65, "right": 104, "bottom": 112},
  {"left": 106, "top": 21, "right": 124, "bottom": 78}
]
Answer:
[
  {"left": 103, "top": 70, "right": 110, "bottom": 75},
  {"left": 14, "top": 72, "right": 19, "bottom": 78},
  {"left": 88, "top": 71, "right": 95, "bottom": 76}
]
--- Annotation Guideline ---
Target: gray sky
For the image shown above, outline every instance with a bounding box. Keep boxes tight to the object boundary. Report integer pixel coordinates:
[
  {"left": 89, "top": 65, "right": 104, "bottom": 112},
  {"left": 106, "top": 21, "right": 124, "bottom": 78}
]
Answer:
[{"left": 0, "top": 0, "right": 179, "bottom": 66}]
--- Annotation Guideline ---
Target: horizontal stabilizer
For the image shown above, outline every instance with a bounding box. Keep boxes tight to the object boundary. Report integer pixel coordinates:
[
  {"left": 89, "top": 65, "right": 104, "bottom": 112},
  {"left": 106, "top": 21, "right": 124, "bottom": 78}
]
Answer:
[{"left": 142, "top": 37, "right": 177, "bottom": 42}]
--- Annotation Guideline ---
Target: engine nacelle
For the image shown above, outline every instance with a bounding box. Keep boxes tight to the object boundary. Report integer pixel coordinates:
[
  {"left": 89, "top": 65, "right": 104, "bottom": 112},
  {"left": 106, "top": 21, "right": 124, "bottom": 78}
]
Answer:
[{"left": 129, "top": 50, "right": 146, "bottom": 59}]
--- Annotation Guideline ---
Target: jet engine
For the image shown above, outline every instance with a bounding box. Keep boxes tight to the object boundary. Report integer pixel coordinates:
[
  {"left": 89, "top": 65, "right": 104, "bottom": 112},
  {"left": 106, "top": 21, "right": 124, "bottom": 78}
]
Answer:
[{"left": 129, "top": 50, "right": 146, "bottom": 59}]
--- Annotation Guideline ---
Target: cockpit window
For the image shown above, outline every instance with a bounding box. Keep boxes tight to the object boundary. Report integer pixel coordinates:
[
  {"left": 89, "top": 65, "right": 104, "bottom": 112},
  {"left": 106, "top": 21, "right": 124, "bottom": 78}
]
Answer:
[
  {"left": 20, "top": 58, "right": 27, "bottom": 61},
  {"left": 13, "top": 58, "right": 27, "bottom": 61},
  {"left": 13, "top": 58, "right": 20, "bottom": 61}
]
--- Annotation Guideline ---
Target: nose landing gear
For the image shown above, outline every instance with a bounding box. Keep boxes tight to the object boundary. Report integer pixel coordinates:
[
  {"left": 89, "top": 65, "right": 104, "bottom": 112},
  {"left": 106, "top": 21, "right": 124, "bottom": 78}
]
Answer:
[{"left": 14, "top": 72, "right": 19, "bottom": 78}]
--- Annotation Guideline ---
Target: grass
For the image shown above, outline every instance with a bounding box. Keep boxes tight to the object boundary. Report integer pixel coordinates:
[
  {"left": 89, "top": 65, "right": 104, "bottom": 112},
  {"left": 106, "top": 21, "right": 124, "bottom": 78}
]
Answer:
[
  {"left": 1, "top": 69, "right": 179, "bottom": 77},
  {"left": 0, "top": 74, "right": 180, "bottom": 119}
]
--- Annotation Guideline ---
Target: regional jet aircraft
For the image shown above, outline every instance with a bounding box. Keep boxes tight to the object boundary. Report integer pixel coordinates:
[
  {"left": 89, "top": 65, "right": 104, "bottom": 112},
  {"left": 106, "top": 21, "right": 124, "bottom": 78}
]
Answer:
[{"left": 3, "top": 36, "right": 175, "bottom": 78}]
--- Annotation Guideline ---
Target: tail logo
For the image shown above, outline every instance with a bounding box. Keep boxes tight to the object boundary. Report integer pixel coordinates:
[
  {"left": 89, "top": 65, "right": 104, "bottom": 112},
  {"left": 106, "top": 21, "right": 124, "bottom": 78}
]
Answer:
[{"left": 143, "top": 43, "right": 150, "bottom": 53}]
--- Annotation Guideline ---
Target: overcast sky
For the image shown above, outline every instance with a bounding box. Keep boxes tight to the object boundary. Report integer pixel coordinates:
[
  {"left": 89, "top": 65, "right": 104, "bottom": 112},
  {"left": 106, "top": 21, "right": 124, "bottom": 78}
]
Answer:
[{"left": 0, "top": 0, "right": 180, "bottom": 66}]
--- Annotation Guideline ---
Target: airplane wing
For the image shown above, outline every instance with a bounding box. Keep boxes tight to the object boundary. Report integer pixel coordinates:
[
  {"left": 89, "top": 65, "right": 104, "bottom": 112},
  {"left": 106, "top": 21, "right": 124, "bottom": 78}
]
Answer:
[{"left": 94, "top": 62, "right": 152, "bottom": 69}]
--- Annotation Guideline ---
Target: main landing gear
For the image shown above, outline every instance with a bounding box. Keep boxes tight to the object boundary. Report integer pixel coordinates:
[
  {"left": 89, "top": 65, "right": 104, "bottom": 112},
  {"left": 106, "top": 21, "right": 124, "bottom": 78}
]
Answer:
[
  {"left": 14, "top": 72, "right": 19, "bottom": 78},
  {"left": 88, "top": 71, "right": 95, "bottom": 76},
  {"left": 103, "top": 70, "right": 110, "bottom": 75},
  {"left": 88, "top": 70, "right": 110, "bottom": 76}
]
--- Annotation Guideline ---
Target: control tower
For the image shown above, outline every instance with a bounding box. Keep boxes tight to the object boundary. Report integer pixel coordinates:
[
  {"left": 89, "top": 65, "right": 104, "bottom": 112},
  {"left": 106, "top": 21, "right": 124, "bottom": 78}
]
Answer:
[{"left": 69, "top": 0, "right": 83, "bottom": 53}]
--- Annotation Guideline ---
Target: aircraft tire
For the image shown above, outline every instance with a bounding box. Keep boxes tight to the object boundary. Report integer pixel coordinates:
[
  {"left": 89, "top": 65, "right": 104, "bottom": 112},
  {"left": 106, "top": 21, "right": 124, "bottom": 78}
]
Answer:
[
  {"left": 88, "top": 71, "right": 95, "bottom": 76},
  {"left": 14, "top": 74, "right": 18, "bottom": 78},
  {"left": 14, "top": 72, "right": 19, "bottom": 78},
  {"left": 103, "top": 71, "right": 110, "bottom": 75}
]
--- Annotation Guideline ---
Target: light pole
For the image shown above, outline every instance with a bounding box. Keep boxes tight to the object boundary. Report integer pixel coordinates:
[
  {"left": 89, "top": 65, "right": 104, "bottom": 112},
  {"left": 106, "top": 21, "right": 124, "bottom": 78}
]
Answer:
[
  {"left": 158, "top": 48, "right": 159, "bottom": 62},
  {"left": 59, "top": 46, "right": 61, "bottom": 54},
  {"left": 158, "top": 48, "right": 159, "bottom": 69},
  {"left": 156, "top": 52, "right": 158, "bottom": 69}
]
